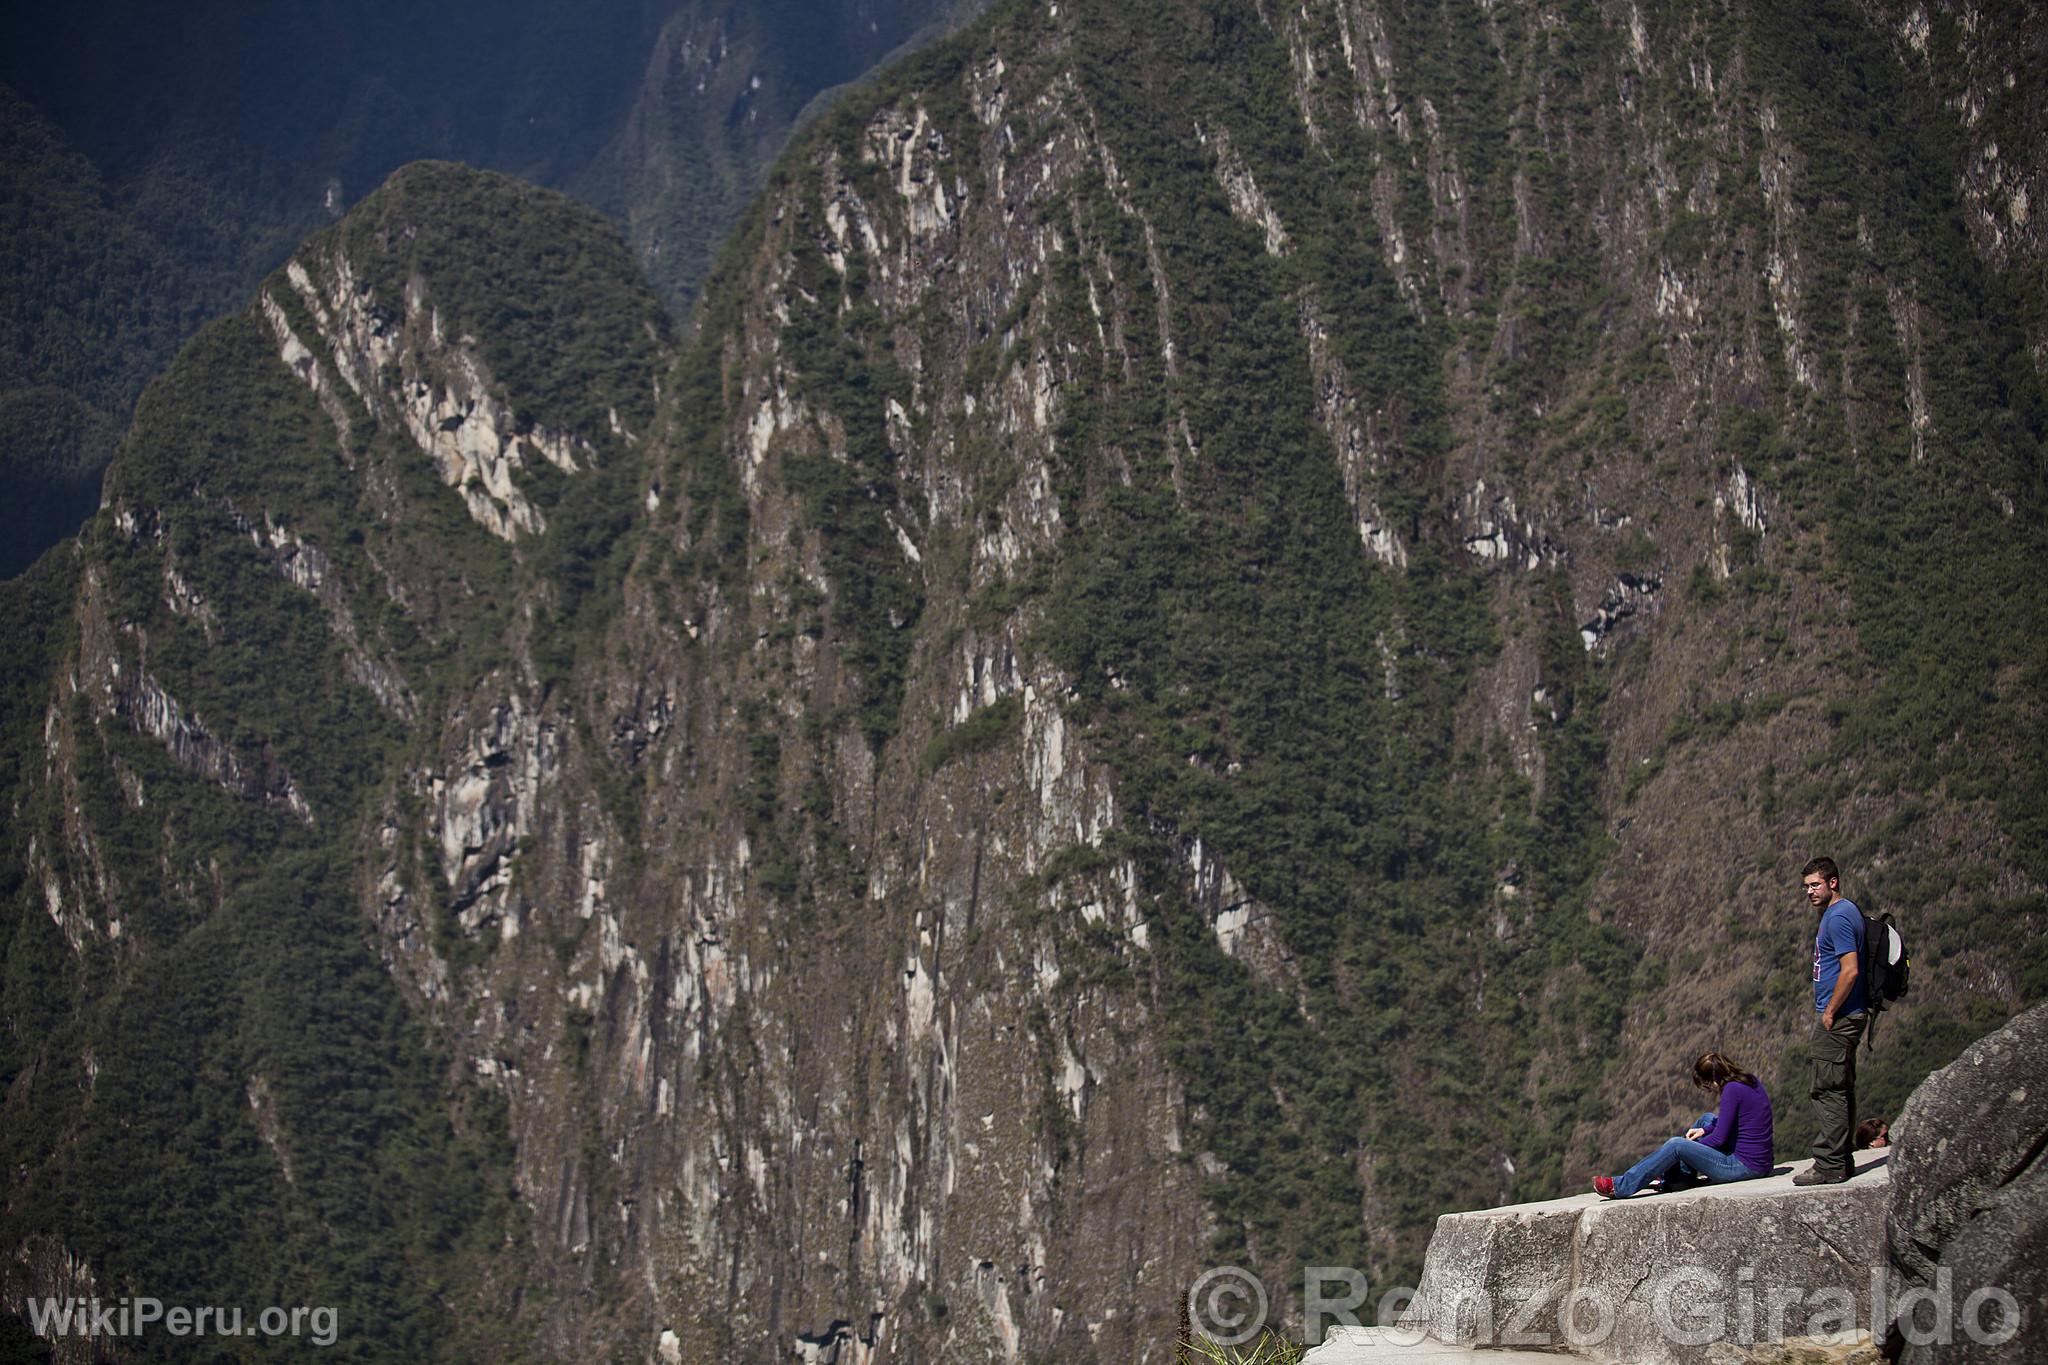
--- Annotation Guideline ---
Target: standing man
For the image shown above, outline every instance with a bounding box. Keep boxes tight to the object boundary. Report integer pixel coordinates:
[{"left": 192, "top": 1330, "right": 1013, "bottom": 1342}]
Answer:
[{"left": 1794, "top": 856, "right": 1867, "bottom": 1185}]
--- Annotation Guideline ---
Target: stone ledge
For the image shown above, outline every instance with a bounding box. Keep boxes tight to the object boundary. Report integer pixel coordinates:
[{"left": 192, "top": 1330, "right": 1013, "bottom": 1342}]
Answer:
[
  {"left": 1305, "top": 1155, "right": 1891, "bottom": 1365},
  {"left": 1305, "top": 1324, "right": 1880, "bottom": 1365}
]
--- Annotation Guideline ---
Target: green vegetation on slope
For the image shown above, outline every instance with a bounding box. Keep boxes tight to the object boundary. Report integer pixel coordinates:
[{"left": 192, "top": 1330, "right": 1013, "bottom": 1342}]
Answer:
[
  {"left": 662, "top": 0, "right": 2046, "bottom": 1295},
  {"left": 0, "top": 301, "right": 526, "bottom": 1357},
  {"left": 1734, "top": 0, "right": 2048, "bottom": 886},
  {"left": 1033, "top": 0, "right": 1636, "bottom": 1283},
  {"left": 647, "top": 0, "right": 1647, "bottom": 1289},
  {"left": 342, "top": 162, "right": 672, "bottom": 443},
  {"left": 333, "top": 161, "right": 675, "bottom": 686},
  {"left": 3, "top": 472, "right": 519, "bottom": 1365},
  {"left": 0, "top": 164, "right": 682, "bottom": 1357}
]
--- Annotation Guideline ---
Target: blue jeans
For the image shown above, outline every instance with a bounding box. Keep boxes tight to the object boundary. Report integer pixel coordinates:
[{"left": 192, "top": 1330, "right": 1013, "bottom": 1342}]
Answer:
[{"left": 1612, "top": 1131, "right": 1763, "bottom": 1197}]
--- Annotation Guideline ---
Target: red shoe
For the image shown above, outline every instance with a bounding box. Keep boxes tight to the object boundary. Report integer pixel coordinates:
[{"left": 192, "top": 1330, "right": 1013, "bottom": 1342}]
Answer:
[{"left": 1593, "top": 1176, "right": 1616, "bottom": 1199}]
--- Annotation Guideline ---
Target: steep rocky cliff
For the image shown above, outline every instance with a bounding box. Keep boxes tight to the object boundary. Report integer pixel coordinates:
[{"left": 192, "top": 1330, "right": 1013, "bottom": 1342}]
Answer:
[{"left": 2, "top": 0, "right": 2045, "bottom": 1361}]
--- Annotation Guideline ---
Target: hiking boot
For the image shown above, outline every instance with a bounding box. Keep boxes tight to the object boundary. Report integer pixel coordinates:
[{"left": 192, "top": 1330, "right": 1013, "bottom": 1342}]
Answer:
[
  {"left": 1792, "top": 1166, "right": 1848, "bottom": 1186},
  {"left": 1593, "top": 1176, "right": 1616, "bottom": 1199}
]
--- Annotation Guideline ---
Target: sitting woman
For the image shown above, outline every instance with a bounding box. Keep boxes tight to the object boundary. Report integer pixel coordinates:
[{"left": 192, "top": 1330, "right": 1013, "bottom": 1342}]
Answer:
[{"left": 1594, "top": 1052, "right": 1775, "bottom": 1199}]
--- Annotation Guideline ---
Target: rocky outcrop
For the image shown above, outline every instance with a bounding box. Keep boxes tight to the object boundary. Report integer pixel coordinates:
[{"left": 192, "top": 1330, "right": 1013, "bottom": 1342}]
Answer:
[
  {"left": 1882, "top": 1002, "right": 2045, "bottom": 1363},
  {"left": 1306, "top": 1156, "right": 1893, "bottom": 1365},
  {"left": 1, "top": 1236, "right": 101, "bottom": 1365},
  {"left": 271, "top": 248, "right": 596, "bottom": 542},
  {"left": 120, "top": 672, "right": 313, "bottom": 824},
  {"left": 1306, "top": 1055, "right": 2048, "bottom": 1365},
  {"left": 72, "top": 548, "right": 315, "bottom": 826}
]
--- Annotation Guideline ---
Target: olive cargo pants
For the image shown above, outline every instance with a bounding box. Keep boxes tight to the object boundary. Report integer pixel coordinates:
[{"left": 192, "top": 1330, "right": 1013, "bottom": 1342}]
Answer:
[{"left": 1810, "top": 1012, "right": 1867, "bottom": 1176}]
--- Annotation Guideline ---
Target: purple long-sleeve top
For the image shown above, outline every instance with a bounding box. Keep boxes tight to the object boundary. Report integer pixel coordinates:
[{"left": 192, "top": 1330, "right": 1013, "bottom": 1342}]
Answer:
[{"left": 1700, "top": 1078, "right": 1775, "bottom": 1174}]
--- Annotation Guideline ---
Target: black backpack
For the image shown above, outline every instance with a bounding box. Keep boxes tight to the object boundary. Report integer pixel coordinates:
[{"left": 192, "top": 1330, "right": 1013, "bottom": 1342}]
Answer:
[{"left": 1859, "top": 907, "right": 1910, "bottom": 1049}]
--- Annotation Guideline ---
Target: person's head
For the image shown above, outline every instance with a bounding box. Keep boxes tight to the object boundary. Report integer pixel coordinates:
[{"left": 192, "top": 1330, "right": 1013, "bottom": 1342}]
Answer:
[
  {"left": 1856, "top": 1118, "right": 1890, "bottom": 1149},
  {"left": 1692, "top": 1052, "right": 1757, "bottom": 1092},
  {"left": 1801, "top": 857, "right": 1841, "bottom": 911}
]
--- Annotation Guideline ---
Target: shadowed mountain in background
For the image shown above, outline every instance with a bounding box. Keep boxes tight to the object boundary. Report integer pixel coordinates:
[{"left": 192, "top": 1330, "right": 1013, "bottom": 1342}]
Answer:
[
  {"left": 0, "top": 88, "right": 209, "bottom": 583},
  {"left": 1, "top": 0, "right": 2044, "bottom": 1359},
  {"left": 0, "top": 0, "right": 986, "bottom": 576}
]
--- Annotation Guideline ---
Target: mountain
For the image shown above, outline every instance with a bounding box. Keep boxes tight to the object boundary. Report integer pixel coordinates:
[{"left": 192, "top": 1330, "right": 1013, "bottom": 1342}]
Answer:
[
  {"left": 572, "top": 0, "right": 996, "bottom": 313},
  {"left": 3, "top": 0, "right": 2045, "bottom": 1360},
  {"left": 0, "top": 0, "right": 985, "bottom": 577},
  {"left": 0, "top": 88, "right": 208, "bottom": 579}
]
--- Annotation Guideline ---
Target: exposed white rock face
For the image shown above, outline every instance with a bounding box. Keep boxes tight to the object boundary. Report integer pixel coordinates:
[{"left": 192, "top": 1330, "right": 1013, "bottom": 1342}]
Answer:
[
  {"left": 1463, "top": 481, "right": 1564, "bottom": 571},
  {"left": 743, "top": 375, "right": 806, "bottom": 498},
  {"left": 6, "top": 1238, "right": 102, "bottom": 1337},
  {"left": 430, "top": 694, "right": 557, "bottom": 935},
  {"left": 973, "top": 1256, "right": 1022, "bottom": 1361},
  {"left": 40, "top": 856, "right": 91, "bottom": 953},
  {"left": 1185, "top": 836, "right": 1296, "bottom": 992},
  {"left": 245, "top": 1075, "right": 294, "bottom": 1183},
  {"left": 1199, "top": 122, "right": 1290, "bottom": 256},
  {"left": 124, "top": 674, "right": 313, "bottom": 822},
  {"left": 1189, "top": 837, "right": 1255, "bottom": 954},
  {"left": 260, "top": 288, "right": 352, "bottom": 443},
  {"left": 1900, "top": 4, "right": 1930, "bottom": 53},
  {"left": 1721, "top": 464, "right": 1766, "bottom": 535},
  {"left": 1654, "top": 258, "right": 1701, "bottom": 328},
  {"left": 1022, "top": 674, "right": 1120, "bottom": 864},
  {"left": 1755, "top": 111, "right": 1818, "bottom": 390},
  {"left": 400, "top": 364, "right": 579, "bottom": 539},
  {"left": 161, "top": 561, "right": 216, "bottom": 637},
  {"left": 1333, "top": 0, "right": 1411, "bottom": 143},
  {"left": 1579, "top": 574, "right": 1662, "bottom": 651},
  {"left": 279, "top": 246, "right": 594, "bottom": 540},
  {"left": 968, "top": 51, "right": 1007, "bottom": 125},
  {"left": 1303, "top": 302, "right": 1407, "bottom": 567},
  {"left": 74, "top": 564, "right": 314, "bottom": 824},
  {"left": 1329, "top": 0, "right": 1430, "bottom": 305},
  {"left": 1416, "top": 95, "right": 1475, "bottom": 309},
  {"left": 1884, "top": 283, "right": 1934, "bottom": 462},
  {"left": 1711, "top": 465, "right": 1768, "bottom": 579},
  {"left": 244, "top": 512, "right": 416, "bottom": 719},
  {"left": 866, "top": 101, "right": 961, "bottom": 242}
]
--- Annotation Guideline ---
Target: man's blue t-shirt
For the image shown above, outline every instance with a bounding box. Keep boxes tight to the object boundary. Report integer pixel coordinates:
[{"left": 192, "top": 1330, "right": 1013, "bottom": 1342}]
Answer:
[{"left": 1813, "top": 899, "right": 1868, "bottom": 1016}]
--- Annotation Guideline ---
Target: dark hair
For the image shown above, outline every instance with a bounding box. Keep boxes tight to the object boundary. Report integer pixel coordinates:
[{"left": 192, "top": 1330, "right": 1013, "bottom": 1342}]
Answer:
[
  {"left": 1692, "top": 1052, "right": 1758, "bottom": 1091},
  {"left": 1855, "top": 1118, "right": 1889, "bottom": 1148},
  {"left": 1802, "top": 856, "right": 1840, "bottom": 883}
]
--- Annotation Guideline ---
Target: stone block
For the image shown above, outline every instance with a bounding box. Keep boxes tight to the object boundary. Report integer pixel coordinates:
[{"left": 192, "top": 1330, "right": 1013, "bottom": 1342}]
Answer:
[
  {"left": 1882, "top": 1001, "right": 2047, "bottom": 1364},
  {"left": 1383, "top": 1157, "right": 1891, "bottom": 1364}
]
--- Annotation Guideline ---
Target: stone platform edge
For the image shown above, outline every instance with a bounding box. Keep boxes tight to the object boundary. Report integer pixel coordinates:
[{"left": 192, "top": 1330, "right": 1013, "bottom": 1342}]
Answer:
[{"left": 1303, "top": 1153, "right": 1892, "bottom": 1365}]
